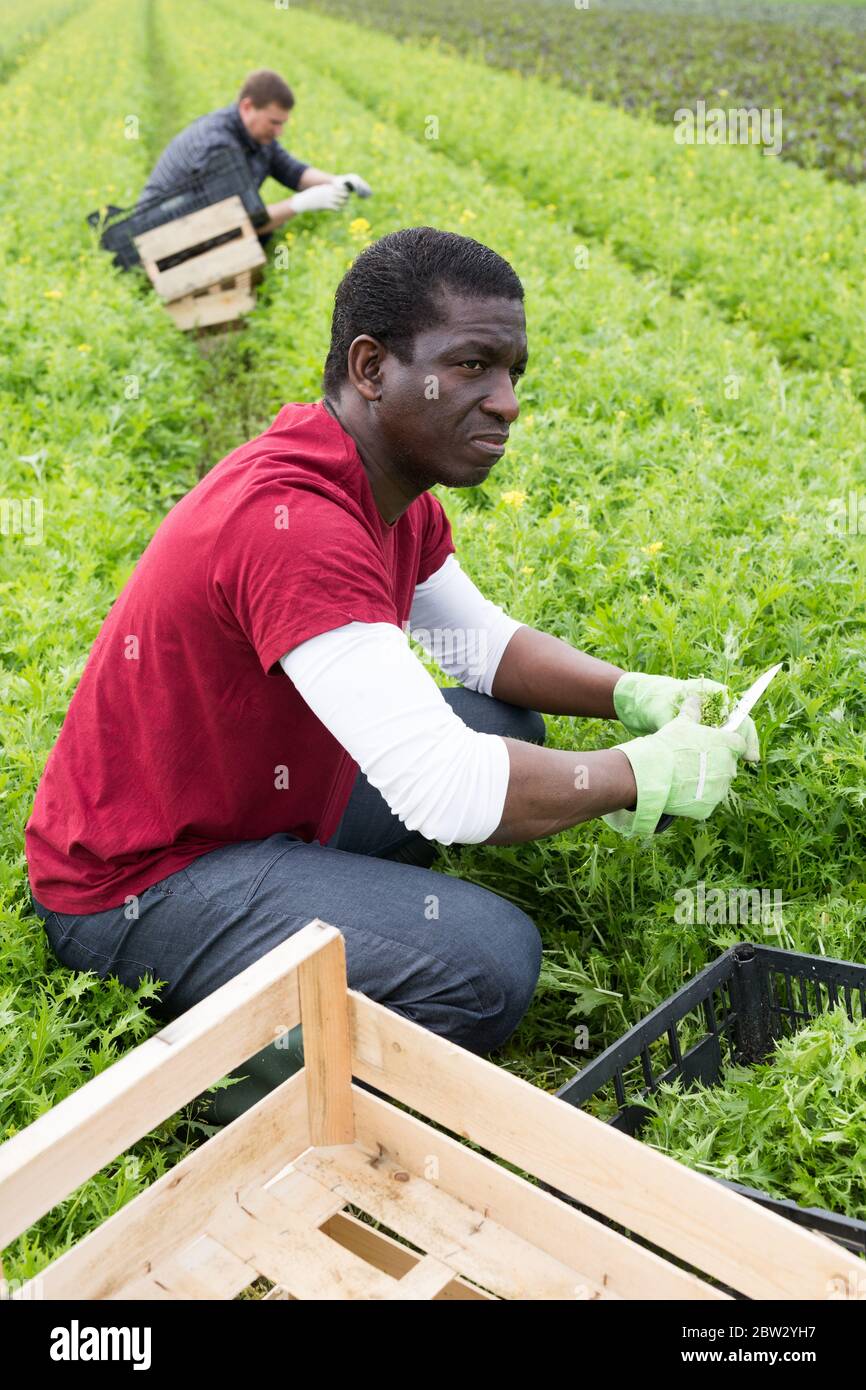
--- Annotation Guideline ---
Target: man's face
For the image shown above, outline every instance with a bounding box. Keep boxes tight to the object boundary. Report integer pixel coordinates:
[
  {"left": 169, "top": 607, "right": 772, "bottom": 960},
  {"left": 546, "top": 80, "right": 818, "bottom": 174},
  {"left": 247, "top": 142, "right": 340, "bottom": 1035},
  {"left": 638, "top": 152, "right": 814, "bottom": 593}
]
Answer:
[
  {"left": 370, "top": 291, "right": 528, "bottom": 490},
  {"left": 239, "top": 99, "right": 290, "bottom": 144}
]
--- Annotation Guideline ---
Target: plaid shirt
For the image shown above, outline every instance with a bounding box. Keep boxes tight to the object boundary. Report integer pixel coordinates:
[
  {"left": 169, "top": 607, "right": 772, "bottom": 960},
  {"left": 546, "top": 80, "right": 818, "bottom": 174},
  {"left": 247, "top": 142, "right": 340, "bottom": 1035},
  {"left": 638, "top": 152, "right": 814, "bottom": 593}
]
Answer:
[{"left": 138, "top": 103, "right": 309, "bottom": 203}]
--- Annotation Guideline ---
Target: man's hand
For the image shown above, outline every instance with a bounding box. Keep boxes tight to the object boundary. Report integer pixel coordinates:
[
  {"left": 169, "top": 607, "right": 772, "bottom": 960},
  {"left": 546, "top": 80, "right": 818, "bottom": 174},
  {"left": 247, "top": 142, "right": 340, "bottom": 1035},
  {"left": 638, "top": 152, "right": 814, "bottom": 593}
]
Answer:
[
  {"left": 603, "top": 701, "right": 748, "bottom": 838},
  {"left": 288, "top": 182, "right": 351, "bottom": 214},
  {"left": 333, "top": 171, "right": 373, "bottom": 197},
  {"left": 613, "top": 671, "right": 760, "bottom": 761},
  {"left": 259, "top": 180, "right": 351, "bottom": 233}
]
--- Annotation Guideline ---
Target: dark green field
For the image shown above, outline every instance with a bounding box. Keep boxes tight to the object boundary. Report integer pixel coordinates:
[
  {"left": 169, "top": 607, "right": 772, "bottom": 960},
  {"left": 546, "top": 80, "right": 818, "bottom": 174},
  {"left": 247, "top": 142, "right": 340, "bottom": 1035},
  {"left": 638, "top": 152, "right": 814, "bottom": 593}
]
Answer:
[{"left": 302, "top": 0, "right": 866, "bottom": 182}]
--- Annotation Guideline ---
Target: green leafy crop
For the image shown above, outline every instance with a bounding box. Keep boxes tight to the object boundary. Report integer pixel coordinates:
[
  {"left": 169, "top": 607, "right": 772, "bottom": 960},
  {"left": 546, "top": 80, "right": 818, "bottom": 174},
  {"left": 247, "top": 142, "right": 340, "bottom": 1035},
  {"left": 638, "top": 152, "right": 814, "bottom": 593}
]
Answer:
[
  {"left": 700, "top": 687, "right": 731, "bottom": 728},
  {"left": 5, "top": 0, "right": 866, "bottom": 1285},
  {"left": 640, "top": 1006, "right": 866, "bottom": 1220}
]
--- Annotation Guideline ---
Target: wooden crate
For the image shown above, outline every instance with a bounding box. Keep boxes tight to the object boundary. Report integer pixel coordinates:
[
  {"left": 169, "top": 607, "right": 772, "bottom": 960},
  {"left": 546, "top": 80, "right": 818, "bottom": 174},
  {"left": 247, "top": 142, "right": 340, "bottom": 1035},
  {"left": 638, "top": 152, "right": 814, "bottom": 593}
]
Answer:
[
  {"left": 132, "top": 195, "right": 266, "bottom": 331},
  {"left": 1, "top": 921, "right": 863, "bottom": 1301}
]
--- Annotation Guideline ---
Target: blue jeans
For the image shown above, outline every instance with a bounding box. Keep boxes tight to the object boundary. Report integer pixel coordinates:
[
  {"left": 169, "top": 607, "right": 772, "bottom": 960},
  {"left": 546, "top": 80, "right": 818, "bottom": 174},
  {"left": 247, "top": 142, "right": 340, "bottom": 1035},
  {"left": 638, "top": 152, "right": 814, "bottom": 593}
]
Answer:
[{"left": 31, "top": 688, "right": 546, "bottom": 1058}]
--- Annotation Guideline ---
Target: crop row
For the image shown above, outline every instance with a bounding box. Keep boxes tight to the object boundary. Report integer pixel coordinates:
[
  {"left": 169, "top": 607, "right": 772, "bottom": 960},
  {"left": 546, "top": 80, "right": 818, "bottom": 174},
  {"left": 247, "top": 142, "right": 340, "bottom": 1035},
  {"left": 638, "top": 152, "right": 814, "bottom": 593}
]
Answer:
[
  {"left": 279, "top": 1, "right": 866, "bottom": 396},
  {"left": 0, "top": 0, "right": 214, "bottom": 1281},
  {"left": 299, "top": 0, "right": 866, "bottom": 184},
  {"left": 0, "top": 0, "right": 92, "bottom": 83}
]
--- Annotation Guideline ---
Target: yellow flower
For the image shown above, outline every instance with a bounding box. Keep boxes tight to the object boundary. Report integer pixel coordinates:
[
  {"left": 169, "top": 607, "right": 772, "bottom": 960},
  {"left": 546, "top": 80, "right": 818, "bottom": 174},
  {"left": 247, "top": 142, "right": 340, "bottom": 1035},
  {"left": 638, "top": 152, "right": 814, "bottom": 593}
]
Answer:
[
  {"left": 642, "top": 541, "right": 664, "bottom": 556},
  {"left": 501, "top": 490, "right": 527, "bottom": 509},
  {"left": 819, "top": 251, "right": 830, "bottom": 262},
  {"left": 349, "top": 217, "right": 371, "bottom": 238},
  {"left": 44, "top": 289, "right": 63, "bottom": 299},
  {"left": 459, "top": 209, "right": 477, "bottom": 224},
  {"left": 782, "top": 512, "right": 798, "bottom": 524},
  {"left": 520, "top": 565, "right": 535, "bottom": 575},
  {"left": 77, "top": 344, "right": 91, "bottom": 353},
  {"left": 718, "top": 88, "right": 729, "bottom": 98}
]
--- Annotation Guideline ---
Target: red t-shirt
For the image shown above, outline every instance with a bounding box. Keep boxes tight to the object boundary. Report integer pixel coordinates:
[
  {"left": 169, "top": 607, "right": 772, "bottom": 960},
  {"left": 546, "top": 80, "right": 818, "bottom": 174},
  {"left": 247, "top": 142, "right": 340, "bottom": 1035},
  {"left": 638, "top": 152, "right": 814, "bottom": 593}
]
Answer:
[{"left": 25, "top": 400, "right": 456, "bottom": 912}]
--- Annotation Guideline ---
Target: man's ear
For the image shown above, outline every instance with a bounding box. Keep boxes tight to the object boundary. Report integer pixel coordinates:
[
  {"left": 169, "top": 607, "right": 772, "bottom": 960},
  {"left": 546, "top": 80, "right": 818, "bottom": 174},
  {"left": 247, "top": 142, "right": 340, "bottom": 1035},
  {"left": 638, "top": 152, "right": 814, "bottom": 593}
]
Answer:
[{"left": 346, "top": 335, "right": 385, "bottom": 403}]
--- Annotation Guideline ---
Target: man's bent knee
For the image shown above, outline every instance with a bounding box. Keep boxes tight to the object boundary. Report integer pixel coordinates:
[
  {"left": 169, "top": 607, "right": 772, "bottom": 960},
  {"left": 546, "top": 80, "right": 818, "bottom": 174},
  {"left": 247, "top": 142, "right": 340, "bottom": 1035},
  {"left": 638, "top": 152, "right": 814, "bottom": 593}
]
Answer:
[
  {"left": 510, "top": 706, "right": 546, "bottom": 746},
  {"left": 442, "top": 686, "right": 546, "bottom": 747},
  {"left": 449, "top": 905, "right": 542, "bottom": 1056}
]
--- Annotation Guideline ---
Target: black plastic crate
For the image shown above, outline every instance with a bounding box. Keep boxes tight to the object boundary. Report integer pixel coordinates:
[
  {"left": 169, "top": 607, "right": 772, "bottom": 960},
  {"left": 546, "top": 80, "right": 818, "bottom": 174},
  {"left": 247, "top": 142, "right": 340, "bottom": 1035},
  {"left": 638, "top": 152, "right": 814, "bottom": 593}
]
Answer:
[
  {"left": 87, "top": 146, "right": 268, "bottom": 271},
  {"left": 555, "top": 942, "right": 866, "bottom": 1257}
]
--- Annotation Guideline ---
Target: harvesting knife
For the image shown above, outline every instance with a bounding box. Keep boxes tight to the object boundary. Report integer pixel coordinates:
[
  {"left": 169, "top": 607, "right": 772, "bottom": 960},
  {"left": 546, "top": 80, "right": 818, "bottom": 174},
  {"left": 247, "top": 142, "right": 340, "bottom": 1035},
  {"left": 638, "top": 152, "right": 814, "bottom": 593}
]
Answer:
[{"left": 654, "top": 662, "right": 783, "bottom": 834}]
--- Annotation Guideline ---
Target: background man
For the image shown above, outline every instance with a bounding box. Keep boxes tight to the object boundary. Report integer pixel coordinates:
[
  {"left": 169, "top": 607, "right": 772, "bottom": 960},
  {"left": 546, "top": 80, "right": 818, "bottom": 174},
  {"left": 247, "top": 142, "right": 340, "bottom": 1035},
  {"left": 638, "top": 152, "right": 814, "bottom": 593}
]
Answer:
[
  {"left": 137, "top": 67, "right": 372, "bottom": 233},
  {"left": 25, "top": 227, "right": 755, "bottom": 1122}
]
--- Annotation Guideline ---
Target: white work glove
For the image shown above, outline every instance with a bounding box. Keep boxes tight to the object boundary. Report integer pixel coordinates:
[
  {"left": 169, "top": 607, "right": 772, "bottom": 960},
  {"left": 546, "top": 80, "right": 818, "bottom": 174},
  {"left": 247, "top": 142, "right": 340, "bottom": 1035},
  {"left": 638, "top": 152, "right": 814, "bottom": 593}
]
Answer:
[
  {"left": 288, "top": 182, "right": 350, "bottom": 215},
  {"left": 333, "top": 172, "right": 373, "bottom": 197}
]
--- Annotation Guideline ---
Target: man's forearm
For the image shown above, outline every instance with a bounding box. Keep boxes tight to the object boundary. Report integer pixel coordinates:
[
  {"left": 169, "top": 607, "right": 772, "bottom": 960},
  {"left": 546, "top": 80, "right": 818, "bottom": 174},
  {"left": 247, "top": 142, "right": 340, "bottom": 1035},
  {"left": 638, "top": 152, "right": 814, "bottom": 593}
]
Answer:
[
  {"left": 490, "top": 624, "right": 624, "bottom": 718},
  {"left": 480, "top": 739, "right": 637, "bottom": 845},
  {"left": 297, "top": 165, "right": 336, "bottom": 189}
]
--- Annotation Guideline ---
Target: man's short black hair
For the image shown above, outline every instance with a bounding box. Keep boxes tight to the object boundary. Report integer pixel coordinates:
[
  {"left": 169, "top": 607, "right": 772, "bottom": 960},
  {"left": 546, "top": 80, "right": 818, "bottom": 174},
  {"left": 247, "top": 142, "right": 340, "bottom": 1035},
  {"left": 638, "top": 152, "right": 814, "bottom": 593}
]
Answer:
[{"left": 322, "top": 226, "right": 524, "bottom": 397}]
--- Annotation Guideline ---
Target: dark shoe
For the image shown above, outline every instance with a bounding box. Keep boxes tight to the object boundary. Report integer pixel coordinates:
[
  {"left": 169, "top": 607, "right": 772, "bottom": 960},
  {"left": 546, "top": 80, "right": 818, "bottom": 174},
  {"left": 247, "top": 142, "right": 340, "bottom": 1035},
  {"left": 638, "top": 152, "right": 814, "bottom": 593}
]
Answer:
[{"left": 193, "top": 1024, "right": 305, "bottom": 1126}]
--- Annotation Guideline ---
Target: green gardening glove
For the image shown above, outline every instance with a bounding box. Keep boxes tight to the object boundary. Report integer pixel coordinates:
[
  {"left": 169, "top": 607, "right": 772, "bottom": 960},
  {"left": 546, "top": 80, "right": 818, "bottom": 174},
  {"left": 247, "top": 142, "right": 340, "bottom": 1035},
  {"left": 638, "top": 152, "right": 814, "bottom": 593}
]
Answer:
[
  {"left": 603, "top": 700, "right": 748, "bottom": 838},
  {"left": 613, "top": 671, "right": 760, "bottom": 762}
]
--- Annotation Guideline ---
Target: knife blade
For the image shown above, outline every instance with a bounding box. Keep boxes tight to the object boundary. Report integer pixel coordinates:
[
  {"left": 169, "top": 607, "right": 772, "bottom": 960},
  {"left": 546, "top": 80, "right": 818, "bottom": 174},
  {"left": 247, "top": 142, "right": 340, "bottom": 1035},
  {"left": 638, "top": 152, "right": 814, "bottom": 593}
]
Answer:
[
  {"left": 720, "top": 662, "right": 783, "bottom": 733},
  {"left": 654, "top": 663, "right": 783, "bottom": 833}
]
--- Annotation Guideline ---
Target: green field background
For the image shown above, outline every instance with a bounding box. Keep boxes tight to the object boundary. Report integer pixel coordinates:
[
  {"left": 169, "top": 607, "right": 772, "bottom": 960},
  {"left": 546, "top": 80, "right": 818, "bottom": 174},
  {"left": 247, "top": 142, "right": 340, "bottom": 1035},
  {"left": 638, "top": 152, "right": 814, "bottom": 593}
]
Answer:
[{"left": 2, "top": 0, "right": 866, "bottom": 1281}]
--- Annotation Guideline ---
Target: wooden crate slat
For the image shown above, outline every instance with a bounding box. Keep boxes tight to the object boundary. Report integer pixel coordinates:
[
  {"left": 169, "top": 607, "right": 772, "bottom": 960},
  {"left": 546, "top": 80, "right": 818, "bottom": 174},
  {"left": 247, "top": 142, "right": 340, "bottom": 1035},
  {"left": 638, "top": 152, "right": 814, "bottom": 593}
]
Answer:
[
  {"left": 167, "top": 283, "right": 256, "bottom": 331},
  {"left": 11, "top": 1069, "right": 312, "bottom": 1299},
  {"left": 152, "top": 232, "right": 264, "bottom": 304},
  {"left": 115, "top": 1234, "right": 259, "bottom": 1301},
  {"left": 320, "top": 1211, "right": 494, "bottom": 1300},
  {"left": 133, "top": 195, "right": 251, "bottom": 265},
  {"left": 386, "top": 1254, "right": 460, "bottom": 1301},
  {"left": 249, "top": 1166, "right": 347, "bottom": 1227},
  {"left": 107, "top": 1274, "right": 182, "bottom": 1301},
  {"left": 0, "top": 923, "right": 336, "bottom": 1251},
  {"left": 296, "top": 1142, "right": 602, "bottom": 1301},
  {"left": 352, "top": 1087, "right": 723, "bottom": 1302},
  {"left": 348, "top": 992, "right": 864, "bottom": 1300},
  {"left": 297, "top": 930, "right": 354, "bottom": 1146},
  {"left": 211, "top": 1182, "right": 403, "bottom": 1300}
]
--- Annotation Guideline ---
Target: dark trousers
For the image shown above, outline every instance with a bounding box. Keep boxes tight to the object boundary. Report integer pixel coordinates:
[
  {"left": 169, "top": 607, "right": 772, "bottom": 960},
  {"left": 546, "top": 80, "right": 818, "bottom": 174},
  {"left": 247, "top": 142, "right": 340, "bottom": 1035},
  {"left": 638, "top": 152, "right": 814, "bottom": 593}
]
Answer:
[{"left": 32, "top": 688, "right": 546, "bottom": 1060}]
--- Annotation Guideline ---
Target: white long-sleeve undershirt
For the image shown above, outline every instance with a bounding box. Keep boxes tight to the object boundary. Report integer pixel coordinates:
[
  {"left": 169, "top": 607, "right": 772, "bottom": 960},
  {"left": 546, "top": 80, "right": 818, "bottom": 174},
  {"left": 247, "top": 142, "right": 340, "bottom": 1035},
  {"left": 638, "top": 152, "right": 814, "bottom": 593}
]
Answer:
[
  {"left": 406, "top": 553, "right": 525, "bottom": 696},
  {"left": 279, "top": 554, "right": 526, "bottom": 845}
]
